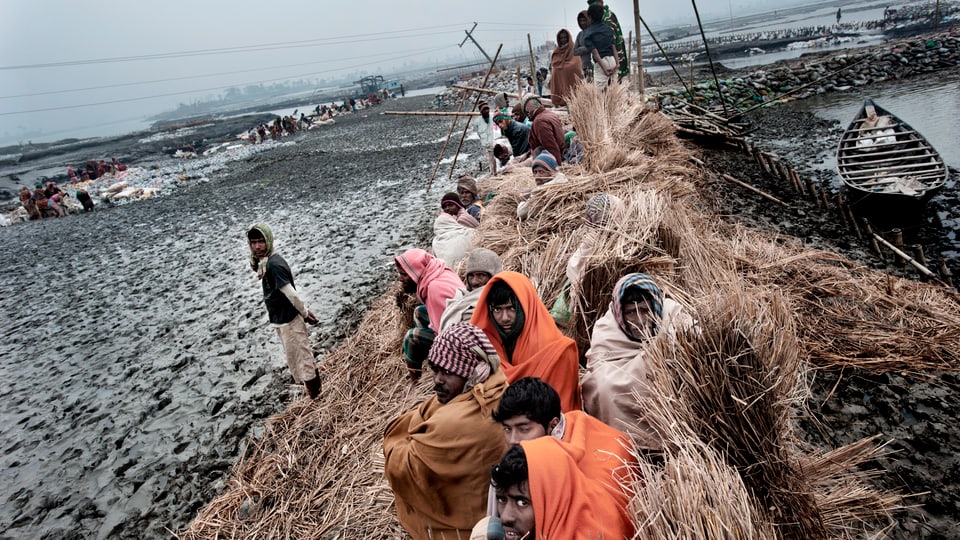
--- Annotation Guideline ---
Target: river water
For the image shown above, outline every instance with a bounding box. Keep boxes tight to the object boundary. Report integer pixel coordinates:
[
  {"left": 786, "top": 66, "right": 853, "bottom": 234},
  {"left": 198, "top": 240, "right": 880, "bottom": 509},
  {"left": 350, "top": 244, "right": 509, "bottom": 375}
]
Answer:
[{"left": 0, "top": 95, "right": 456, "bottom": 539}]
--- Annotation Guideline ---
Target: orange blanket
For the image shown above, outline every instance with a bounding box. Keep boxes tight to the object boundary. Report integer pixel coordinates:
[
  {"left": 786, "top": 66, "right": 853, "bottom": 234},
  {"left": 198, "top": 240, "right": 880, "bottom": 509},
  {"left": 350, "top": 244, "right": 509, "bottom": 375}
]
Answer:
[
  {"left": 522, "top": 437, "right": 629, "bottom": 539},
  {"left": 471, "top": 271, "right": 582, "bottom": 411},
  {"left": 384, "top": 370, "right": 508, "bottom": 539},
  {"left": 564, "top": 410, "right": 637, "bottom": 538}
]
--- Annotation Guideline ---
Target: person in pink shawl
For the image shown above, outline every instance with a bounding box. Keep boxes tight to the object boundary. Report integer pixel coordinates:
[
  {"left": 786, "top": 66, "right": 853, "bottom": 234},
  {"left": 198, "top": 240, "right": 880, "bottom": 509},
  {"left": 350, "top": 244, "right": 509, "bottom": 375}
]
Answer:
[
  {"left": 581, "top": 273, "right": 693, "bottom": 451},
  {"left": 396, "top": 248, "right": 465, "bottom": 381}
]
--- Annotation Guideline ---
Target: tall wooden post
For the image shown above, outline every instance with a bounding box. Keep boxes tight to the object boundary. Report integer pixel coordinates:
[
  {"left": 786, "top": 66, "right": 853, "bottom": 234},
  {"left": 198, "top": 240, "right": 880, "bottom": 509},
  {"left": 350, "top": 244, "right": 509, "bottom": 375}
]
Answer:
[
  {"left": 634, "top": 0, "right": 645, "bottom": 98},
  {"left": 527, "top": 34, "right": 537, "bottom": 80}
]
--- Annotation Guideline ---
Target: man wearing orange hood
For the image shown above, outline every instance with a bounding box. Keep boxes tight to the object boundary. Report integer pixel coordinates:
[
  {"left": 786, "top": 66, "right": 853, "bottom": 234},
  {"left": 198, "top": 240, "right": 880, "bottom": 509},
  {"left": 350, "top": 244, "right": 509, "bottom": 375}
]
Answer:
[
  {"left": 470, "top": 271, "right": 581, "bottom": 412},
  {"left": 489, "top": 437, "right": 629, "bottom": 540}
]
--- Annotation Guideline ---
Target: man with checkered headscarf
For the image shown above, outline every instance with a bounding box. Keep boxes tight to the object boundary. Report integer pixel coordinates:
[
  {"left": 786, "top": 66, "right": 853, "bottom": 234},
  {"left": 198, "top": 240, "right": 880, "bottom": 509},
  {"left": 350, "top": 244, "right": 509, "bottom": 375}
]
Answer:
[{"left": 384, "top": 323, "right": 509, "bottom": 540}]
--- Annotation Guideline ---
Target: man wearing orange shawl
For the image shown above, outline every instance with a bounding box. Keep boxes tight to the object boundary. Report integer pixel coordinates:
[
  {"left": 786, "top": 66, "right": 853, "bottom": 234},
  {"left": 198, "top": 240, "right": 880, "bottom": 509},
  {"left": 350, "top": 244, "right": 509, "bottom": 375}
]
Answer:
[
  {"left": 470, "top": 271, "right": 582, "bottom": 412},
  {"left": 384, "top": 323, "right": 509, "bottom": 540},
  {"left": 549, "top": 28, "right": 584, "bottom": 108},
  {"left": 490, "top": 438, "right": 629, "bottom": 539},
  {"left": 490, "top": 377, "right": 636, "bottom": 538}
]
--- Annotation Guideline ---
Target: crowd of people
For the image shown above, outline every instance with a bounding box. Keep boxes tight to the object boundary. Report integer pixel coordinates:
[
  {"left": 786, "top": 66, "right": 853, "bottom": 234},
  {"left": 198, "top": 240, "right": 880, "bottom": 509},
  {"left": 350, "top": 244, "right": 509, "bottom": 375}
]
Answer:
[
  {"left": 17, "top": 158, "right": 117, "bottom": 220},
  {"left": 239, "top": 5, "right": 662, "bottom": 537}
]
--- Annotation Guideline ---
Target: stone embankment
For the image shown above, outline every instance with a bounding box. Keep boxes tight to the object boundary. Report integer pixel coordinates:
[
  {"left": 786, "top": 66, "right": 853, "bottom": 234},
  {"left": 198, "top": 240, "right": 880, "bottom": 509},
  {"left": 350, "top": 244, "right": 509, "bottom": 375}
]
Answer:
[{"left": 656, "top": 30, "right": 960, "bottom": 110}]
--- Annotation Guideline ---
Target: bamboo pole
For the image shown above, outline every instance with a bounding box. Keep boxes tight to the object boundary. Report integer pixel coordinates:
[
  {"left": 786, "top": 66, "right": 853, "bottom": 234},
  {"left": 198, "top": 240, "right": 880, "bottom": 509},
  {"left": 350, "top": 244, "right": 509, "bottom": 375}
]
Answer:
[
  {"left": 517, "top": 68, "right": 523, "bottom": 97},
  {"left": 863, "top": 220, "right": 884, "bottom": 261},
  {"left": 385, "top": 111, "right": 481, "bottom": 117},
  {"left": 634, "top": 0, "right": 644, "bottom": 98},
  {"left": 452, "top": 85, "right": 520, "bottom": 98},
  {"left": 427, "top": 88, "right": 469, "bottom": 191},
  {"left": 691, "top": 0, "right": 729, "bottom": 117},
  {"left": 847, "top": 204, "right": 862, "bottom": 239},
  {"left": 636, "top": 12, "right": 692, "bottom": 98},
  {"left": 818, "top": 183, "right": 832, "bottom": 212},
  {"left": 872, "top": 231, "right": 940, "bottom": 279},
  {"left": 527, "top": 34, "right": 536, "bottom": 79},
  {"left": 834, "top": 195, "right": 849, "bottom": 228},
  {"left": 447, "top": 44, "right": 504, "bottom": 181},
  {"left": 912, "top": 244, "right": 927, "bottom": 269},
  {"left": 720, "top": 173, "right": 790, "bottom": 207},
  {"left": 892, "top": 228, "right": 905, "bottom": 267},
  {"left": 939, "top": 260, "right": 953, "bottom": 287}
]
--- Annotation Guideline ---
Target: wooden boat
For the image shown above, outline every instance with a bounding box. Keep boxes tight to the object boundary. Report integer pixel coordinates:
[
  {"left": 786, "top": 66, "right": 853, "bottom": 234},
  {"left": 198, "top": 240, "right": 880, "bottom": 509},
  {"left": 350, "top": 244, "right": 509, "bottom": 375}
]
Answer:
[{"left": 836, "top": 98, "right": 947, "bottom": 206}]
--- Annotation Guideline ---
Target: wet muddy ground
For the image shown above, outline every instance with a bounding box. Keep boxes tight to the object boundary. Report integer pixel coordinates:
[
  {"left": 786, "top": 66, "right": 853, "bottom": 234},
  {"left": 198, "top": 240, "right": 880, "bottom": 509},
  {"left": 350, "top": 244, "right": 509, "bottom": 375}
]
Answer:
[
  {"left": 0, "top": 95, "right": 460, "bottom": 539},
  {"left": 697, "top": 69, "right": 960, "bottom": 539}
]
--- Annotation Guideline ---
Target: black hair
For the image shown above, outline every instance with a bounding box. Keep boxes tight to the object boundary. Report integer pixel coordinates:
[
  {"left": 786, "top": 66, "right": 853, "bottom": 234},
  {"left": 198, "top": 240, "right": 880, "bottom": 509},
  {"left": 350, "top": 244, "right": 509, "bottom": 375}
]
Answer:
[
  {"left": 491, "top": 445, "right": 528, "bottom": 490},
  {"left": 247, "top": 228, "right": 264, "bottom": 240},
  {"left": 494, "top": 144, "right": 510, "bottom": 159},
  {"left": 587, "top": 4, "right": 604, "bottom": 22},
  {"left": 492, "top": 377, "right": 561, "bottom": 429},
  {"left": 441, "top": 192, "right": 462, "bottom": 207},
  {"left": 488, "top": 280, "right": 517, "bottom": 307}
]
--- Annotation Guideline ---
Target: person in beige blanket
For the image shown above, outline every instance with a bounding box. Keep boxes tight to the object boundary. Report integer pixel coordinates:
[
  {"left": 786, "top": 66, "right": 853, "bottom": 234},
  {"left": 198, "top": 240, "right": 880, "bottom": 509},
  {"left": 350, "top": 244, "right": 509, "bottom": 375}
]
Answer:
[{"left": 581, "top": 273, "right": 693, "bottom": 451}]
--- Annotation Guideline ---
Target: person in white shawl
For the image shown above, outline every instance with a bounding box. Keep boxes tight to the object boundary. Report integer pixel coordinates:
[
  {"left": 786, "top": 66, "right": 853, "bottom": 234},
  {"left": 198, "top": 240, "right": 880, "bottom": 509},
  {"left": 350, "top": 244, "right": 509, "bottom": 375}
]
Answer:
[
  {"left": 581, "top": 273, "right": 692, "bottom": 451},
  {"left": 432, "top": 192, "right": 479, "bottom": 267},
  {"left": 439, "top": 248, "right": 503, "bottom": 331}
]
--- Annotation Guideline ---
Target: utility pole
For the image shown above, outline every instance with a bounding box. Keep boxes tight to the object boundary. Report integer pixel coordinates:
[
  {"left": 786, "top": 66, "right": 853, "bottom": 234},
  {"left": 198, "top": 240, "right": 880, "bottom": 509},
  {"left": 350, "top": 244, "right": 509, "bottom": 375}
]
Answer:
[{"left": 460, "top": 23, "right": 493, "bottom": 66}]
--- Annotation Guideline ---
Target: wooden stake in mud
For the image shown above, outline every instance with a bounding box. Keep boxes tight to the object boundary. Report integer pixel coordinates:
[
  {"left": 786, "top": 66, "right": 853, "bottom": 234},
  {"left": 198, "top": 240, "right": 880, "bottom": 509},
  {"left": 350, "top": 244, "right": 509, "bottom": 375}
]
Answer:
[
  {"left": 847, "top": 204, "right": 862, "bottom": 239},
  {"left": 863, "top": 220, "right": 884, "bottom": 261},
  {"left": 633, "top": 0, "right": 644, "bottom": 97},
  {"left": 720, "top": 173, "right": 790, "bottom": 207},
  {"left": 527, "top": 34, "right": 536, "bottom": 79},
  {"left": 818, "top": 184, "right": 832, "bottom": 213},
  {"left": 517, "top": 68, "right": 523, "bottom": 98},
  {"left": 791, "top": 169, "right": 806, "bottom": 195},
  {"left": 447, "top": 44, "right": 504, "bottom": 180},
  {"left": 892, "top": 228, "right": 905, "bottom": 267},
  {"left": 834, "top": 195, "right": 849, "bottom": 228},
  {"left": 911, "top": 244, "right": 927, "bottom": 269},
  {"left": 939, "top": 260, "right": 954, "bottom": 288},
  {"left": 427, "top": 90, "right": 468, "bottom": 191},
  {"left": 808, "top": 182, "right": 822, "bottom": 209}
]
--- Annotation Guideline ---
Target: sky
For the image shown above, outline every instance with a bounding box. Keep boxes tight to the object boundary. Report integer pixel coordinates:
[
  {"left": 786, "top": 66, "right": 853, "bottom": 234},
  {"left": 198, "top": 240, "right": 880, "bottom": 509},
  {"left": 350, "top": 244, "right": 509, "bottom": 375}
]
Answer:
[{"left": 0, "top": 0, "right": 818, "bottom": 144}]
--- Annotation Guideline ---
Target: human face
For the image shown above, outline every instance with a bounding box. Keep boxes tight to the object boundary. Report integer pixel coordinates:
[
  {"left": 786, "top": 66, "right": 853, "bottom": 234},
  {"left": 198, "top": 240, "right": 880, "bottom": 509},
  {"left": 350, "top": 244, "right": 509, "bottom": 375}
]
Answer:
[
  {"left": 558, "top": 32, "right": 569, "bottom": 47},
  {"left": 501, "top": 414, "right": 550, "bottom": 446},
  {"left": 495, "top": 118, "right": 510, "bottom": 131},
  {"left": 497, "top": 482, "right": 535, "bottom": 540},
  {"left": 249, "top": 236, "right": 268, "bottom": 258},
  {"left": 466, "top": 271, "right": 492, "bottom": 291},
  {"left": 532, "top": 167, "right": 553, "bottom": 184},
  {"left": 398, "top": 267, "right": 417, "bottom": 294},
  {"left": 623, "top": 298, "right": 656, "bottom": 339},
  {"left": 492, "top": 302, "right": 517, "bottom": 334},
  {"left": 442, "top": 202, "right": 460, "bottom": 217},
  {"left": 430, "top": 361, "right": 467, "bottom": 404},
  {"left": 524, "top": 100, "right": 537, "bottom": 119},
  {"left": 458, "top": 188, "right": 476, "bottom": 206},
  {"left": 578, "top": 13, "right": 589, "bottom": 29}
]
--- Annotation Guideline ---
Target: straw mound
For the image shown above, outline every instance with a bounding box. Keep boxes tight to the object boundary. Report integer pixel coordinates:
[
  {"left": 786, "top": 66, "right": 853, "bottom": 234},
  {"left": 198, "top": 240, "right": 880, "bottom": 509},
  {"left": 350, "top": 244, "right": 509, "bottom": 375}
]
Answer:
[{"left": 179, "top": 81, "right": 957, "bottom": 539}]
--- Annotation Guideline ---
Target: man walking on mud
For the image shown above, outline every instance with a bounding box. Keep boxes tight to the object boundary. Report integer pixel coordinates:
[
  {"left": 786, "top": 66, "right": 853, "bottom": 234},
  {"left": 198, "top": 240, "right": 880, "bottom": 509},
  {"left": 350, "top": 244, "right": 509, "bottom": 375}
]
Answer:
[{"left": 247, "top": 224, "right": 322, "bottom": 399}]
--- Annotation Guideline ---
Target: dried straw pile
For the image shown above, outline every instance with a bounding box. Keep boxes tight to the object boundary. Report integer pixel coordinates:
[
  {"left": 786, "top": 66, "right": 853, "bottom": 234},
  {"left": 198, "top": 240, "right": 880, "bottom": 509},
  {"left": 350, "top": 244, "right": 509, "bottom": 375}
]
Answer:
[{"left": 180, "top": 82, "right": 958, "bottom": 539}]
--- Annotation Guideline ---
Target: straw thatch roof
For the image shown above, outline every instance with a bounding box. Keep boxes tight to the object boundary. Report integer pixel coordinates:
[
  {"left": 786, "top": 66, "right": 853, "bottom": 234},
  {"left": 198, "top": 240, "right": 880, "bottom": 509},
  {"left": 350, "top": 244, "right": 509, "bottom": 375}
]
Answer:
[{"left": 179, "top": 82, "right": 959, "bottom": 539}]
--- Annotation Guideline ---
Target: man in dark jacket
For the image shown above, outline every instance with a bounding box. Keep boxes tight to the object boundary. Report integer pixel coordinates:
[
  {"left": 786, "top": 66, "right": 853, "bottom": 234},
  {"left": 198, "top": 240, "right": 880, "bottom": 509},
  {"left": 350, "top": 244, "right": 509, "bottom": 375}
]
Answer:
[
  {"left": 247, "top": 224, "right": 321, "bottom": 398},
  {"left": 522, "top": 95, "right": 565, "bottom": 164}
]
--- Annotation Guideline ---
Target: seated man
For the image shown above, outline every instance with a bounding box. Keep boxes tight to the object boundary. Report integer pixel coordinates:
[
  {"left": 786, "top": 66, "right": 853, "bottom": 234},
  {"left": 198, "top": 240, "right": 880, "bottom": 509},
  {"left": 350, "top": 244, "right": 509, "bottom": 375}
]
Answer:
[
  {"left": 488, "top": 377, "right": 636, "bottom": 538},
  {"left": 582, "top": 273, "right": 693, "bottom": 451},
  {"left": 516, "top": 151, "right": 568, "bottom": 220},
  {"left": 432, "top": 192, "right": 479, "bottom": 267},
  {"left": 471, "top": 271, "right": 581, "bottom": 411},
  {"left": 439, "top": 248, "right": 503, "bottom": 331},
  {"left": 457, "top": 176, "right": 484, "bottom": 221},
  {"left": 493, "top": 108, "right": 530, "bottom": 160},
  {"left": 395, "top": 248, "right": 465, "bottom": 380},
  {"left": 487, "top": 438, "right": 628, "bottom": 540},
  {"left": 384, "top": 323, "right": 509, "bottom": 540}
]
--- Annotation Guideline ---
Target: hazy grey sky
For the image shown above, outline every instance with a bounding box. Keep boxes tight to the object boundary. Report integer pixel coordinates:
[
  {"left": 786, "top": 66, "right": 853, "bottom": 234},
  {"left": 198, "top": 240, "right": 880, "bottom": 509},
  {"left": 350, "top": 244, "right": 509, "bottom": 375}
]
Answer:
[{"left": 0, "top": 0, "right": 816, "bottom": 143}]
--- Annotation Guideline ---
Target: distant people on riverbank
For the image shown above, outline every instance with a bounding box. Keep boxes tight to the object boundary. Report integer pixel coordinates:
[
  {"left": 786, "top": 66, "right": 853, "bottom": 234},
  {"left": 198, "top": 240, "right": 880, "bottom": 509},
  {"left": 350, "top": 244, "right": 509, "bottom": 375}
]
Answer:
[
  {"left": 549, "top": 28, "right": 584, "bottom": 107},
  {"left": 246, "top": 224, "right": 321, "bottom": 399},
  {"left": 574, "top": 10, "right": 594, "bottom": 81},
  {"left": 585, "top": 3, "right": 619, "bottom": 89}
]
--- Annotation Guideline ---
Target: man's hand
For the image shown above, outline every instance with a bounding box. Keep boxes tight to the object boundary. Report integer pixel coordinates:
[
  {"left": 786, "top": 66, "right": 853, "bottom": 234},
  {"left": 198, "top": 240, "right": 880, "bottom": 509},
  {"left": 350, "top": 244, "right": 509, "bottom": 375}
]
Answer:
[{"left": 305, "top": 310, "right": 319, "bottom": 325}]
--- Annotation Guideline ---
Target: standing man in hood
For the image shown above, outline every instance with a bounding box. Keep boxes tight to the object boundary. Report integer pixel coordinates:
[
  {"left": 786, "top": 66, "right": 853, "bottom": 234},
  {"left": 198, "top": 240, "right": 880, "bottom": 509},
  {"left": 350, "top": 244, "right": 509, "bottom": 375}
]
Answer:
[{"left": 247, "top": 224, "right": 321, "bottom": 399}]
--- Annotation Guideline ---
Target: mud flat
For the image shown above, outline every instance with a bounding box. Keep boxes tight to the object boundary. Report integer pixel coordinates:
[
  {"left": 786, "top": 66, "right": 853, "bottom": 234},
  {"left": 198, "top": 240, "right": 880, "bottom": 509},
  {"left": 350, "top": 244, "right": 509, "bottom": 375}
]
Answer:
[{"left": 0, "top": 95, "right": 458, "bottom": 539}]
